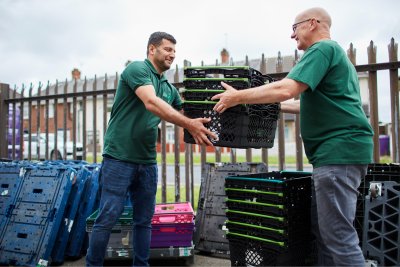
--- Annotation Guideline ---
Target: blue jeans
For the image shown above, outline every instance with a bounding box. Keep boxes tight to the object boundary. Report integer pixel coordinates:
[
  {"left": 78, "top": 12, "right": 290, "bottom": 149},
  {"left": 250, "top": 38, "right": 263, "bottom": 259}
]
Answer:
[
  {"left": 86, "top": 157, "right": 158, "bottom": 267},
  {"left": 311, "top": 164, "right": 366, "bottom": 267}
]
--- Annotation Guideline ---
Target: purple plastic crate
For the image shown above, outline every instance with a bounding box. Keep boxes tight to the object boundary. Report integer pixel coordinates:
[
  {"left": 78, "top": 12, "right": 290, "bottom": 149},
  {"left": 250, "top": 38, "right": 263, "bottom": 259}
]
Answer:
[{"left": 150, "top": 223, "right": 194, "bottom": 248}]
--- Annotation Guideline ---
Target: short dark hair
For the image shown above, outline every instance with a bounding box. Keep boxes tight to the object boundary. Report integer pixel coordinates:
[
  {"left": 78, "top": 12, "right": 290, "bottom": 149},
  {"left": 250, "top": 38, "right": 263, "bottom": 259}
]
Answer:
[{"left": 147, "top": 32, "right": 176, "bottom": 55}]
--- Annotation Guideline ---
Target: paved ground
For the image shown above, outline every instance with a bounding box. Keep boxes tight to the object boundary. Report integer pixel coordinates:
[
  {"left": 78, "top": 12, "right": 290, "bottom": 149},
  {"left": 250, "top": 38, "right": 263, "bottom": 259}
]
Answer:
[{"left": 61, "top": 253, "right": 230, "bottom": 266}]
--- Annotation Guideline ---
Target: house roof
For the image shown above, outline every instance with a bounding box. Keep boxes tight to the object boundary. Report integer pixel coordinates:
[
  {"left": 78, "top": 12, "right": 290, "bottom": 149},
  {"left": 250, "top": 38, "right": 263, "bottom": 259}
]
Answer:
[{"left": 33, "top": 75, "right": 118, "bottom": 97}]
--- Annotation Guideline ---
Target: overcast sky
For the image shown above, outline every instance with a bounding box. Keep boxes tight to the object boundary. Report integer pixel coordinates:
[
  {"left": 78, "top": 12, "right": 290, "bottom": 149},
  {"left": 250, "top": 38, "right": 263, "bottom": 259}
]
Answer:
[{"left": 1, "top": 0, "right": 399, "bottom": 122}]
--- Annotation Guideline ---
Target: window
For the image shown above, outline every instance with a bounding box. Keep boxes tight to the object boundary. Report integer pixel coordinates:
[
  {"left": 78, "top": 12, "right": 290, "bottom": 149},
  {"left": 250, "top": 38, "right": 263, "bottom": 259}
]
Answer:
[
  {"left": 23, "top": 105, "right": 29, "bottom": 119},
  {"left": 48, "top": 104, "right": 54, "bottom": 118},
  {"left": 44, "top": 104, "right": 54, "bottom": 119}
]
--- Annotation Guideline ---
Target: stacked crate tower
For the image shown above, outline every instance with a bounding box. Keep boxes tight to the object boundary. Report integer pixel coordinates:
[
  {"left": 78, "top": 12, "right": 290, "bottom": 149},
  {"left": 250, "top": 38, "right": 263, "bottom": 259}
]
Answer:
[
  {"left": 359, "top": 163, "right": 400, "bottom": 266},
  {"left": 182, "top": 66, "right": 280, "bottom": 148},
  {"left": 86, "top": 202, "right": 195, "bottom": 264},
  {"left": 224, "top": 171, "right": 313, "bottom": 266}
]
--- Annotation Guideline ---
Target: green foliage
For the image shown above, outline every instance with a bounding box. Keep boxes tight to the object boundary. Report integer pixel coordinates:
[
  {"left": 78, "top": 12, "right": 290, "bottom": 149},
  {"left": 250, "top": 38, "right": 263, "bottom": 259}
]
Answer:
[
  {"left": 83, "top": 152, "right": 310, "bottom": 166},
  {"left": 379, "top": 156, "right": 393, "bottom": 163},
  {"left": 156, "top": 152, "right": 310, "bottom": 165}
]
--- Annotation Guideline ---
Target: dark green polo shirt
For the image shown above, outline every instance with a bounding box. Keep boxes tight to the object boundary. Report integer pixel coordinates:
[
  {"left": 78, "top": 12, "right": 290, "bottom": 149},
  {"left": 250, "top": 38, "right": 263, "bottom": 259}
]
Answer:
[
  {"left": 103, "top": 59, "right": 182, "bottom": 164},
  {"left": 287, "top": 40, "right": 373, "bottom": 168}
]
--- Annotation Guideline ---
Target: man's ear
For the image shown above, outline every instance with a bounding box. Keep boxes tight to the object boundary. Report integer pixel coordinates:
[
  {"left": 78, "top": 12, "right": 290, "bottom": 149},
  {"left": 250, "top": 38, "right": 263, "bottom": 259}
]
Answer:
[{"left": 148, "top": 44, "right": 156, "bottom": 55}]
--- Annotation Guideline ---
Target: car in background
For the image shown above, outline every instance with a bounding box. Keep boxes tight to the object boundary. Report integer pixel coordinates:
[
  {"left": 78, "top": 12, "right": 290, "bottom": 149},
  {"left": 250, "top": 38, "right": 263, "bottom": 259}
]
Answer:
[{"left": 23, "top": 133, "right": 83, "bottom": 160}]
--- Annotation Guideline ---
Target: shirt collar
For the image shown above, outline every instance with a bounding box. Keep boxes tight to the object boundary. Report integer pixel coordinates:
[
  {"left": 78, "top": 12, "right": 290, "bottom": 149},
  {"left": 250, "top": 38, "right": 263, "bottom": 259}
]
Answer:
[{"left": 145, "top": 59, "right": 167, "bottom": 82}]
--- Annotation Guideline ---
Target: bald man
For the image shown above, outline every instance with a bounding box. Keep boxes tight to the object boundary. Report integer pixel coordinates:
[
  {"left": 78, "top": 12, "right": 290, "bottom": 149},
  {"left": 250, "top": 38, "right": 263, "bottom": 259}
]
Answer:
[{"left": 212, "top": 7, "right": 372, "bottom": 267}]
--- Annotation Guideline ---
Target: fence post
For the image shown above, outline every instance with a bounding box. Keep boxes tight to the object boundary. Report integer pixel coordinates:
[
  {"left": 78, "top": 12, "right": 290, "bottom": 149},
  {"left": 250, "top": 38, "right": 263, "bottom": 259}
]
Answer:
[
  {"left": 0, "top": 83, "right": 10, "bottom": 159},
  {"left": 183, "top": 60, "right": 193, "bottom": 205},
  {"left": 82, "top": 77, "right": 87, "bottom": 161},
  {"left": 388, "top": 38, "right": 400, "bottom": 162},
  {"left": 173, "top": 64, "right": 181, "bottom": 203},
  {"left": 367, "top": 41, "right": 380, "bottom": 163},
  {"left": 260, "top": 53, "right": 268, "bottom": 169},
  {"left": 293, "top": 49, "right": 303, "bottom": 171},
  {"left": 347, "top": 43, "right": 357, "bottom": 65},
  {"left": 92, "top": 77, "right": 98, "bottom": 163},
  {"left": 276, "top": 52, "right": 285, "bottom": 170},
  {"left": 244, "top": 55, "right": 252, "bottom": 162},
  {"left": 200, "top": 60, "right": 207, "bottom": 175}
]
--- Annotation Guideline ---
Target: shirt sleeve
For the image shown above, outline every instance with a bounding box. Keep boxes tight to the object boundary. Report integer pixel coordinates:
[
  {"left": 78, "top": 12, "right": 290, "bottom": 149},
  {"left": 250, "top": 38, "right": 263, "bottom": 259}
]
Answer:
[
  {"left": 122, "top": 62, "right": 153, "bottom": 91},
  {"left": 287, "top": 46, "right": 331, "bottom": 91}
]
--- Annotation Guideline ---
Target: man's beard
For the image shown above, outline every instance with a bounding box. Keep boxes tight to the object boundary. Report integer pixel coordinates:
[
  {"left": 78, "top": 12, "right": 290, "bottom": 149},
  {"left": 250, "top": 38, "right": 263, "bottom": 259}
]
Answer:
[{"left": 158, "top": 60, "right": 172, "bottom": 72}]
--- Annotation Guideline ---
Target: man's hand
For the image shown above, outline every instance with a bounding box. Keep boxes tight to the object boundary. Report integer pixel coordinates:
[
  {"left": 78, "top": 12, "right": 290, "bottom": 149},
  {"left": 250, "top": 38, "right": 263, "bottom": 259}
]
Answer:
[
  {"left": 187, "top": 117, "right": 217, "bottom": 146},
  {"left": 211, "top": 82, "right": 239, "bottom": 113},
  {"left": 136, "top": 85, "right": 215, "bottom": 146}
]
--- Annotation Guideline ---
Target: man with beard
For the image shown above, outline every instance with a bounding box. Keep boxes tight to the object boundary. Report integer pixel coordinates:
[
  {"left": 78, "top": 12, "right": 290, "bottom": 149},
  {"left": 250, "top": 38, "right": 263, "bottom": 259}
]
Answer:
[{"left": 86, "top": 31, "right": 216, "bottom": 266}]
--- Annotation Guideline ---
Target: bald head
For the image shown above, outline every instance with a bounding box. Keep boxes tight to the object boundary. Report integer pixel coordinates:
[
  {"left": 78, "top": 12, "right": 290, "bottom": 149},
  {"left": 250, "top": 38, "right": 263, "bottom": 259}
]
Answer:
[
  {"left": 291, "top": 7, "right": 331, "bottom": 50},
  {"left": 296, "top": 7, "right": 332, "bottom": 28}
]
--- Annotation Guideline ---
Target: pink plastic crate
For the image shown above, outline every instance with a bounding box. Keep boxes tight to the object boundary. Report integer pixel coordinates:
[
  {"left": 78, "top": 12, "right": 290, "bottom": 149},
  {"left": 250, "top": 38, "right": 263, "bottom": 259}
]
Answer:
[
  {"left": 150, "top": 223, "right": 195, "bottom": 248},
  {"left": 152, "top": 202, "right": 194, "bottom": 224}
]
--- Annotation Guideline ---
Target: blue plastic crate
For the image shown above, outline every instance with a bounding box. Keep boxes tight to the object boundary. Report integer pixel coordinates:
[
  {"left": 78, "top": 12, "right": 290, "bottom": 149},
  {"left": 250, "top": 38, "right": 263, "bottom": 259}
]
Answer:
[
  {"left": 0, "top": 163, "right": 24, "bottom": 234},
  {"left": 51, "top": 165, "right": 91, "bottom": 264},
  {"left": 0, "top": 165, "right": 75, "bottom": 266},
  {"left": 65, "top": 164, "right": 101, "bottom": 258}
]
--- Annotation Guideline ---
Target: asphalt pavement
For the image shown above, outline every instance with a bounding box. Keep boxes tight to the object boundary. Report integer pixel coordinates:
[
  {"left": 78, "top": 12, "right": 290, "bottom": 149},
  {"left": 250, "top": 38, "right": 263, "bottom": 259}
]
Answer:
[{"left": 61, "top": 252, "right": 230, "bottom": 266}]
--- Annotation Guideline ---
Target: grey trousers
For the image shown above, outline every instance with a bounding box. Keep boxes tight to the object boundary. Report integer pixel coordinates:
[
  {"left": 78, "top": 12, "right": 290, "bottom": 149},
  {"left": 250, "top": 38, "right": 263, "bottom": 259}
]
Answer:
[{"left": 311, "top": 164, "right": 367, "bottom": 267}]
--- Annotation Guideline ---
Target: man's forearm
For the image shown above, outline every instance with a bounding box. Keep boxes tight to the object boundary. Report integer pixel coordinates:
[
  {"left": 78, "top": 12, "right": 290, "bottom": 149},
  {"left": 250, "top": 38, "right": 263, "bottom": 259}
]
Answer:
[
  {"left": 146, "top": 96, "right": 193, "bottom": 129},
  {"left": 235, "top": 79, "right": 296, "bottom": 105},
  {"left": 280, "top": 100, "right": 300, "bottom": 114}
]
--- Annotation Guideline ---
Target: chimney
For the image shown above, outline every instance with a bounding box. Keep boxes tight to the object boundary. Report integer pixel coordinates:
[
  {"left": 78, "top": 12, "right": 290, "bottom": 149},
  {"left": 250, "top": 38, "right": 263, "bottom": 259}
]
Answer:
[
  {"left": 72, "top": 68, "right": 81, "bottom": 80},
  {"left": 220, "top": 48, "right": 230, "bottom": 65}
]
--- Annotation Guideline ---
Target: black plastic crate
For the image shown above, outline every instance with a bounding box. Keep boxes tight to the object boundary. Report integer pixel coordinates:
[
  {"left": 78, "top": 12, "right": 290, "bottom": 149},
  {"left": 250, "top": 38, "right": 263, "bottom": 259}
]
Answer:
[
  {"left": 226, "top": 220, "right": 287, "bottom": 242},
  {"left": 194, "top": 163, "right": 268, "bottom": 256},
  {"left": 225, "top": 187, "right": 284, "bottom": 204},
  {"left": 225, "top": 172, "right": 311, "bottom": 204},
  {"left": 226, "top": 220, "right": 310, "bottom": 250},
  {"left": 360, "top": 173, "right": 400, "bottom": 195},
  {"left": 225, "top": 209, "right": 310, "bottom": 243},
  {"left": 182, "top": 89, "right": 224, "bottom": 101},
  {"left": 362, "top": 181, "right": 400, "bottom": 266},
  {"left": 227, "top": 232, "right": 308, "bottom": 266},
  {"left": 183, "top": 78, "right": 251, "bottom": 90},
  {"left": 225, "top": 184, "right": 310, "bottom": 210},
  {"left": 367, "top": 163, "right": 400, "bottom": 174},
  {"left": 184, "top": 66, "right": 272, "bottom": 80},
  {"left": 227, "top": 170, "right": 312, "bottom": 181},
  {"left": 226, "top": 209, "right": 287, "bottom": 228},
  {"left": 355, "top": 172, "right": 400, "bottom": 247},
  {"left": 183, "top": 101, "right": 280, "bottom": 148},
  {"left": 228, "top": 231, "right": 286, "bottom": 253},
  {"left": 87, "top": 206, "right": 133, "bottom": 232},
  {"left": 225, "top": 198, "right": 309, "bottom": 218}
]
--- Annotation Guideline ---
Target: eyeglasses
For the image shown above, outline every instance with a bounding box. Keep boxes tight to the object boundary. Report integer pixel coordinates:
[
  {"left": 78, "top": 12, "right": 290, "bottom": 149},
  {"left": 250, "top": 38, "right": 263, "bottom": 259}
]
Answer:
[{"left": 292, "top": 18, "right": 320, "bottom": 32}]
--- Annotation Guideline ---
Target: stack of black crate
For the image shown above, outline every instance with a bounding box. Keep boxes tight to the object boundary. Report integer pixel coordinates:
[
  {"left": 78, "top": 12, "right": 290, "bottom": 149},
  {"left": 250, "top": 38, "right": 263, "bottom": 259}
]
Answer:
[
  {"left": 355, "top": 163, "right": 400, "bottom": 246},
  {"left": 182, "top": 66, "right": 280, "bottom": 148},
  {"left": 357, "top": 163, "right": 400, "bottom": 266},
  {"left": 224, "top": 171, "right": 313, "bottom": 266}
]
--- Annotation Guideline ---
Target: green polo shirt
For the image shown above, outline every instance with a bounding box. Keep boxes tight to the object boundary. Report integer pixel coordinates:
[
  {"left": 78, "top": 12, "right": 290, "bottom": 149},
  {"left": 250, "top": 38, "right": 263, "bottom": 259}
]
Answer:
[
  {"left": 103, "top": 59, "right": 182, "bottom": 164},
  {"left": 287, "top": 40, "right": 373, "bottom": 168}
]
